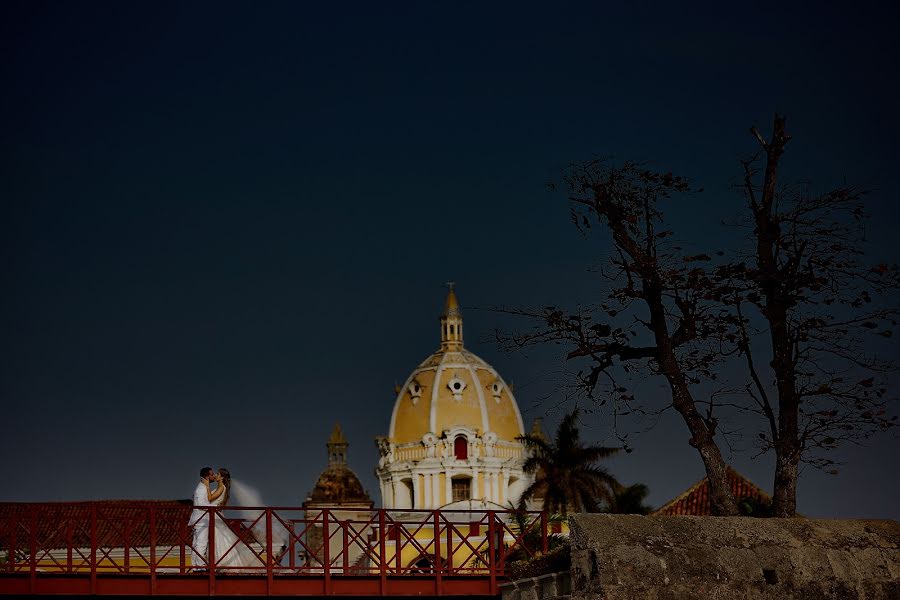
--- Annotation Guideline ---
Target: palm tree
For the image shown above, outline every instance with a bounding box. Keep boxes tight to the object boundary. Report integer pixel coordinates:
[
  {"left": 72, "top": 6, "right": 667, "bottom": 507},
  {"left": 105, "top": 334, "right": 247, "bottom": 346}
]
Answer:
[
  {"left": 517, "top": 408, "right": 620, "bottom": 515},
  {"left": 602, "top": 483, "right": 654, "bottom": 515}
]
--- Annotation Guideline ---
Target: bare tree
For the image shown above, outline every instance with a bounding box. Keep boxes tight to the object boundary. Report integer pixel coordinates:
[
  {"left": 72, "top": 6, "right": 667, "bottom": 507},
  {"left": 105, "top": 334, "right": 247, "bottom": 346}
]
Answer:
[
  {"left": 733, "top": 114, "right": 898, "bottom": 516},
  {"left": 498, "top": 116, "right": 898, "bottom": 518},
  {"left": 497, "top": 162, "right": 740, "bottom": 515}
]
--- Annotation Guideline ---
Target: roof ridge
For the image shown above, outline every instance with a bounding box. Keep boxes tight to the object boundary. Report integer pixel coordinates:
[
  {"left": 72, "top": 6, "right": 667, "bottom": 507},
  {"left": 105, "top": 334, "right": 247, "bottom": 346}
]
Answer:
[{"left": 652, "top": 471, "right": 709, "bottom": 514}]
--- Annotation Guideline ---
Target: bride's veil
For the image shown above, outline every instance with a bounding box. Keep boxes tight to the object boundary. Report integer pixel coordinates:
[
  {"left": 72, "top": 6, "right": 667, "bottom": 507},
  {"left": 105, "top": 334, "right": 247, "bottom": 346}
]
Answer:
[{"left": 229, "top": 479, "right": 289, "bottom": 555}]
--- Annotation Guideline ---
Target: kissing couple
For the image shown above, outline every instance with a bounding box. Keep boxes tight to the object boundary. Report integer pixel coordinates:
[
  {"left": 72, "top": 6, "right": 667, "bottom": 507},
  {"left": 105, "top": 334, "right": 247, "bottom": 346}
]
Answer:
[{"left": 189, "top": 466, "right": 265, "bottom": 572}]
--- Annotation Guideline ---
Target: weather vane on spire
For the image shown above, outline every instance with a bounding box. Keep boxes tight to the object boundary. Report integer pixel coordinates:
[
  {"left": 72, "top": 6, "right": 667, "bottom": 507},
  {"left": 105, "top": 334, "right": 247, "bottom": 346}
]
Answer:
[{"left": 445, "top": 281, "right": 455, "bottom": 291}]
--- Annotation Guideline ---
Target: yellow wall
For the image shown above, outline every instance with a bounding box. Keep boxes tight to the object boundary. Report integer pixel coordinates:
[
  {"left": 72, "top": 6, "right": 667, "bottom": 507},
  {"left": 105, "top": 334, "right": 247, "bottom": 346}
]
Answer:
[
  {"left": 475, "top": 370, "right": 522, "bottom": 440},
  {"left": 433, "top": 369, "right": 484, "bottom": 435},
  {"left": 392, "top": 370, "right": 435, "bottom": 444}
]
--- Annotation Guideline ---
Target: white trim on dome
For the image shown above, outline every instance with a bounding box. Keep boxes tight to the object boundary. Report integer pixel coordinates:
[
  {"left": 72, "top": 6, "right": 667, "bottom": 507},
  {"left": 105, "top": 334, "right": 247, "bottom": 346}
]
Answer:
[
  {"left": 464, "top": 350, "right": 526, "bottom": 436},
  {"left": 429, "top": 362, "right": 446, "bottom": 435},
  {"left": 467, "top": 365, "right": 490, "bottom": 434},
  {"left": 389, "top": 368, "right": 422, "bottom": 439},
  {"left": 389, "top": 348, "right": 525, "bottom": 441}
]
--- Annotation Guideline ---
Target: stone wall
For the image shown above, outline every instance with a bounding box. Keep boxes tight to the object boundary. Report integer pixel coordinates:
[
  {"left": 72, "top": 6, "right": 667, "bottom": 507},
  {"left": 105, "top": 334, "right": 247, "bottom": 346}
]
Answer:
[
  {"left": 501, "top": 571, "right": 570, "bottom": 600},
  {"left": 568, "top": 514, "right": 900, "bottom": 600}
]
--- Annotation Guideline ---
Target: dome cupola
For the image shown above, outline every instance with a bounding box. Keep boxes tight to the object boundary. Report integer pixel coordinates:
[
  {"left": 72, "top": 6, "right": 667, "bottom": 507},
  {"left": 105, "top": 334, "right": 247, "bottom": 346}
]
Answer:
[
  {"left": 376, "top": 287, "right": 531, "bottom": 510},
  {"left": 306, "top": 424, "right": 373, "bottom": 507}
]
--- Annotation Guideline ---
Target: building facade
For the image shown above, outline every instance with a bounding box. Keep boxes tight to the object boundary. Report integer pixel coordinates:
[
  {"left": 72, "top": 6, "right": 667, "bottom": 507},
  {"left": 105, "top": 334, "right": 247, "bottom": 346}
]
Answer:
[{"left": 375, "top": 287, "right": 531, "bottom": 510}]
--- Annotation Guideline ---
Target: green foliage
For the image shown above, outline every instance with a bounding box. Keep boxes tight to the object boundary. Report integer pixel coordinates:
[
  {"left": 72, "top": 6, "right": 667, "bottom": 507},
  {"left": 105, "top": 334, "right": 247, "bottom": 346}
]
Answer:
[
  {"left": 506, "top": 541, "right": 570, "bottom": 580},
  {"left": 516, "top": 408, "right": 620, "bottom": 515}
]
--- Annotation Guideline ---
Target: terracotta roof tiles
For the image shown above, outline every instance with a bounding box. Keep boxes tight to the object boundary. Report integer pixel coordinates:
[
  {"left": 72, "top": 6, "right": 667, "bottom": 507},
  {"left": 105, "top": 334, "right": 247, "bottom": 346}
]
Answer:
[{"left": 651, "top": 467, "right": 771, "bottom": 516}]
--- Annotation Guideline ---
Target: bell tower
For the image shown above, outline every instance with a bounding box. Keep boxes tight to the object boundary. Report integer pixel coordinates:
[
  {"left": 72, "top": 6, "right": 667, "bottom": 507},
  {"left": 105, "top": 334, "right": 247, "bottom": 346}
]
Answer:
[
  {"left": 327, "top": 423, "right": 348, "bottom": 466},
  {"left": 440, "top": 282, "right": 463, "bottom": 350}
]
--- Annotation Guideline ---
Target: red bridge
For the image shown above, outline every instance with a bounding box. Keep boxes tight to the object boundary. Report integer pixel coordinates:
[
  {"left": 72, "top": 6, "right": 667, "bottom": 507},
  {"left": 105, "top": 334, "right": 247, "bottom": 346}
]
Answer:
[{"left": 0, "top": 502, "right": 548, "bottom": 596}]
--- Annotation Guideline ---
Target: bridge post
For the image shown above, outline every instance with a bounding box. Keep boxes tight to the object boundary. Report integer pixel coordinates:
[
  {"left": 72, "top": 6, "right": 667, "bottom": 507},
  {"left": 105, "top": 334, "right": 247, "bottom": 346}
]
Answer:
[
  {"left": 488, "top": 510, "right": 496, "bottom": 596},
  {"left": 124, "top": 516, "right": 131, "bottom": 572},
  {"left": 323, "top": 509, "right": 331, "bottom": 595},
  {"left": 208, "top": 507, "right": 215, "bottom": 595},
  {"left": 266, "top": 508, "right": 273, "bottom": 594},
  {"left": 6, "top": 513, "right": 16, "bottom": 574},
  {"left": 433, "top": 510, "right": 442, "bottom": 596},
  {"left": 66, "top": 519, "right": 74, "bottom": 574},
  {"left": 149, "top": 507, "right": 157, "bottom": 596},
  {"left": 378, "top": 510, "right": 386, "bottom": 594},
  {"left": 28, "top": 505, "right": 36, "bottom": 594},
  {"left": 342, "top": 519, "right": 349, "bottom": 572},
  {"left": 90, "top": 504, "right": 97, "bottom": 595}
]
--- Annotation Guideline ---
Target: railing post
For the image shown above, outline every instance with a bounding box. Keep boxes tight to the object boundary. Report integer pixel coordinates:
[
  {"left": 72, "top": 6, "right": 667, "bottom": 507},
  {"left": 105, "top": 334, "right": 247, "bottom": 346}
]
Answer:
[
  {"left": 322, "top": 509, "right": 331, "bottom": 595},
  {"left": 90, "top": 504, "right": 97, "bottom": 594},
  {"left": 394, "top": 514, "right": 401, "bottom": 575},
  {"left": 179, "top": 520, "right": 186, "bottom": 575},
  {"left": 149, "top": 507, "right": 157, "bottom": 596},
  {"left": 7, "top": 513, "right": 16, "bottom": 573},
  {"left": 149, "top": 506, "right": 156, "bottom": 596},
  {"left": 445, "top": 512, "right": 453, "bottom": 578},
  {"left": 487, "top": 510, "right": 497, "bottom": 596},
  {"left": 288, "top": 521, "right": 296, "bottom": 572},
  {"left": 123, "top": 517, "right": 131, "bottom": 573},
  {"left": 28, "top": 505, "right": 36, "bottom": 594},
  {"left": 541, "top": 511, "right": 549, "bottom": 553},
  {"left": 208, "top": 506, "right": 216, "bottom": 595},
  {"left": 341, "top": 519, "right": 349, "bottom": 573},
  {"left": 433, "top": 510, "right": 442, "bottom": 596},
  {"left": 66, "top": 519, "right": 74, "bottom": 574},
  {"left": 266, "top": 508, "right": 274, "bottom": 594},
  {"left": 378, "top": 510, "right": 386, "bottom": 594}
]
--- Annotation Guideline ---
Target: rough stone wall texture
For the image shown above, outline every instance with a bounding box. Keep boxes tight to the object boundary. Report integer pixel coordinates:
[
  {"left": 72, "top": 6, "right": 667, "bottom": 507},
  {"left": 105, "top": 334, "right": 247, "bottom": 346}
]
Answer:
[
  {"left": 500, "top": 571, "right": 570, "bottom": 600},
  {"left": 569, "top": 514, "right": 900, "bottom": 600}
]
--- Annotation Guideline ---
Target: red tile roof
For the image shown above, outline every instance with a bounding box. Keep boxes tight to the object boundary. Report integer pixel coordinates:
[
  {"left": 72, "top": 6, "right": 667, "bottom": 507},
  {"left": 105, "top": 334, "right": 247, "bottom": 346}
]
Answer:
[
  {"left": 0, "top": 500, "right": 193, "bottom": 549},
  {"left": 651, "top": 468, "right": 771, "bottom": 516}
]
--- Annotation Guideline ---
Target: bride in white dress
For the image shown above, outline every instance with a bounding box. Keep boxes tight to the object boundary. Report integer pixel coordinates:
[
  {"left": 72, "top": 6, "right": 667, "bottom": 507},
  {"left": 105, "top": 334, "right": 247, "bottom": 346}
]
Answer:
[{"left": 208, "top": 469, "right": 266, "bottom": 572}]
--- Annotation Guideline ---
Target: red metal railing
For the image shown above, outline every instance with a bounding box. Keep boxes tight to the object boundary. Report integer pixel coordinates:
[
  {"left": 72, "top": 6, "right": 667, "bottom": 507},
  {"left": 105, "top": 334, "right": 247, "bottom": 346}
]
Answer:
[{"left": 0, "top": 503, "right": 548, "bottom": 596}]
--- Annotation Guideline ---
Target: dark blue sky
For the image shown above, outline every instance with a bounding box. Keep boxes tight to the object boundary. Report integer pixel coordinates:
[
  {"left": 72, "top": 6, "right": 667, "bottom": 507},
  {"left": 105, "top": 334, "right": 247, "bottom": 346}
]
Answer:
[{"left": 2, "top": 2, "right": 898, "bottom": 517}]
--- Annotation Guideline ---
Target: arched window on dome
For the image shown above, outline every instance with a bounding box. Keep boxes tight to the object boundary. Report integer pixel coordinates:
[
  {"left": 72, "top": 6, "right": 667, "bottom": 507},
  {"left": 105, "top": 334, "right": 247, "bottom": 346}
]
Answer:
[{"left": 454, "top": 436, "right": 468, "bottom": 460}]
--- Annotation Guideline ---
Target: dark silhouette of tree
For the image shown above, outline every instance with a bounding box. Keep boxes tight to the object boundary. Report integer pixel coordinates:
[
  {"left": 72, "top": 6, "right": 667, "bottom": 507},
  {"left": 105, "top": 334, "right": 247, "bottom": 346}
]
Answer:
[
  {"left": 517, "top": 409, "right": 620, "bottom": 515},
  {"left": 498, "top": 161, "right": 741, "bottom": 515},
  {"left": 602, "top": 483, "right": 653, "bottom": 515},
  {"left": 497, "top": 115, "right": 898, "bottom": 518},
  {"left": 727, "top": 114, "right": 899, "bottom": 516}
]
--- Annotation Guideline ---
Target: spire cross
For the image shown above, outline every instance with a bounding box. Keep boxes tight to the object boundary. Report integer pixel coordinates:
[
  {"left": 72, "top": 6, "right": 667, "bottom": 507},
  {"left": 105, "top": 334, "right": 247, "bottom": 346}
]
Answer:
[{"left": 445, "top": 281, "right": 455, "bottom": 291}]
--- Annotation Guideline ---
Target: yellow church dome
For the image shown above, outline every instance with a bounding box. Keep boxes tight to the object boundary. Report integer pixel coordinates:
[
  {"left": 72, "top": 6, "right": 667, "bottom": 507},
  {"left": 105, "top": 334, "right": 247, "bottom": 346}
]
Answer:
[{"left": 388, "top": 287, "right": 525, "bottom": 446}]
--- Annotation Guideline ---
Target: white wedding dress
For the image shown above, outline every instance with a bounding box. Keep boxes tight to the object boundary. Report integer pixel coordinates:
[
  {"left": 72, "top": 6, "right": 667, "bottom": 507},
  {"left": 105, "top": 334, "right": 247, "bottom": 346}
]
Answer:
[{"left": 211, "top": 487, "right": 266, "bottom": 572}]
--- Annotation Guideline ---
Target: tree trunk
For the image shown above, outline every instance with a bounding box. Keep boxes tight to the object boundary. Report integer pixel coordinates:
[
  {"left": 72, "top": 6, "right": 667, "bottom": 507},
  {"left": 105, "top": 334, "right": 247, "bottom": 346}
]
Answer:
[
  {"left": 664, "top": 369, "right": 739, "bottom": 516},
  {"left": 772, "top": 442, "right": 799, "bottom": 517},
  {"left": 644, "top": 272, "right": 739, "bottom": 516},
  {"left": 753, "top": 115, "right": 800, "bottom": 517}
]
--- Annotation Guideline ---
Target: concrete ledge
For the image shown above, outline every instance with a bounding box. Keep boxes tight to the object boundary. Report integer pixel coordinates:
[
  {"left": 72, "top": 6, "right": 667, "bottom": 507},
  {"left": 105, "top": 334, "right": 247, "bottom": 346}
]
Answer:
[
  {"left": 500, "top": 570, "right": 571, "bottom": 600},
  {"left": 569, "top": 514, "right": 900, "bottom": 600}
]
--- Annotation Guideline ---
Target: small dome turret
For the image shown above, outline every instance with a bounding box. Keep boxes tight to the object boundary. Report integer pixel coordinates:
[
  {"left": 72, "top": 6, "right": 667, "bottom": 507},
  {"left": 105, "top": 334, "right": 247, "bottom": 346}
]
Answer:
[{"left": 305, "top": 424, "right": 373, "bottom": 507}]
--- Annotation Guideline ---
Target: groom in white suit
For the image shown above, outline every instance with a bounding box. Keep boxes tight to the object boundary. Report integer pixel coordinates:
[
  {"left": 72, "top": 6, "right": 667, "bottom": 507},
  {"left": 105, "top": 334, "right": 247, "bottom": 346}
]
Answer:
[{"left": 190, "top": 467, "right": 215, "bottom": 570}]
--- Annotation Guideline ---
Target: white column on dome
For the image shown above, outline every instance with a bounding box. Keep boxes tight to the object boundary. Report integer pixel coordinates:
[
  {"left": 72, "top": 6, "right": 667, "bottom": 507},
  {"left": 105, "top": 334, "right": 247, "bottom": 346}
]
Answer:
[
  {"left": 491, "top": 471, "right": 500, "bottom": 502},
  {"left": 392, "top": 477, "right": 402, "bottom": 509},
  {"left": 501, "top": 471, "right": 510, "bottom": 505},
  {"left": 471, "top": 467, "right": 480, "bottom": 500},
  {"left": 432, "top": 471, "right": 441, "bottom": 506},
  {"left": 412, "top": 474, "right": 421, "bottom": 509},
  {"left": 424, "top": 473, "right": 432, "bottom": 508},
  {"left": 445, "top": 470, "right": 453, "bottom": 504}
]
